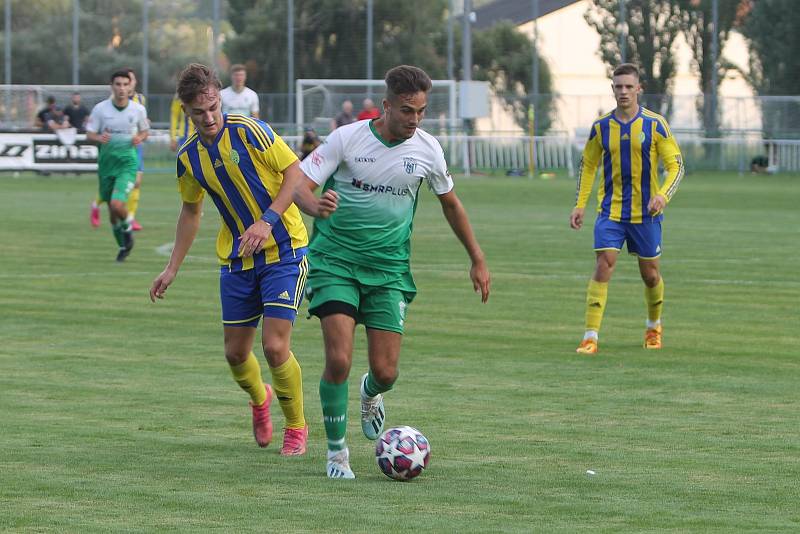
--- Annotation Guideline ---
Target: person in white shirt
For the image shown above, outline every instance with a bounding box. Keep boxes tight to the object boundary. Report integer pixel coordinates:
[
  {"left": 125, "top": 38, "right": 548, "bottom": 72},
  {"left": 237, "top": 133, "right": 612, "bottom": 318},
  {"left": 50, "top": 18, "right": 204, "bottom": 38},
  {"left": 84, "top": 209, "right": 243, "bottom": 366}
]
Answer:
[{"left": 220, "top": 64, "right": 260, "bottom": 118}]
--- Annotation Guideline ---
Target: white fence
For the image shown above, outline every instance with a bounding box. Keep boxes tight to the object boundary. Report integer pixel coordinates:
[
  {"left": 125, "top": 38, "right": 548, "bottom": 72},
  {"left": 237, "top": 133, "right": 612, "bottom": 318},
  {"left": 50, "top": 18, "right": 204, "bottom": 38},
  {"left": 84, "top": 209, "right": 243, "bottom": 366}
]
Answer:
[
  {"left": 136, "top": 133, "right": 800, "bottom": 175},
  {"left": 7, "top": 130, "right": 796, "bottom": 175}
]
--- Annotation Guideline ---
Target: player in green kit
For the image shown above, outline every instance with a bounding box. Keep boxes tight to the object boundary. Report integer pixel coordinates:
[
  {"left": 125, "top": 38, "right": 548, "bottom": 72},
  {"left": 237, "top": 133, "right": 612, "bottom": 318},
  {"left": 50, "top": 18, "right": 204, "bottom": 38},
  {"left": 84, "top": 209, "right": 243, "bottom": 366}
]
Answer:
[
  {"left": 295, "top": 65, "right": 491, "bottom": 479},
  {"left": 86, "top": 70, "right": 149, "bottom": 261}
]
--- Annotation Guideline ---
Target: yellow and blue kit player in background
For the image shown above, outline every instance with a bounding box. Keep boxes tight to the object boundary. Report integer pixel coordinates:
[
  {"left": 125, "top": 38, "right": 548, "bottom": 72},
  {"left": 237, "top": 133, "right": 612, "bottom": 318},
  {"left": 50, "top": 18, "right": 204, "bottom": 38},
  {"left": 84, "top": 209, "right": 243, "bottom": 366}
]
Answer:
[
  {"left": 169, "top": 93, "right": 195, "bottom": 152},
  {"left": 570, "top": 63, "right": 684, "bottom": 355},
  {"left": 124, "top": 68, "right": 146, "bottom": 231},
  {"left": 150, "top": 63, "right": 335, "bottom": 455}
]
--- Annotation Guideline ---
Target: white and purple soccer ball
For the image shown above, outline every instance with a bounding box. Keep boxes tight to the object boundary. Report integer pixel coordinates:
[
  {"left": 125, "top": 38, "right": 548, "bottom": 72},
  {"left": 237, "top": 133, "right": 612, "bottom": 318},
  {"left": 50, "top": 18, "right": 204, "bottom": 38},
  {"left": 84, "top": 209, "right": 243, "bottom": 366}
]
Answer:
[{"left": 375, "top": 426, "right": 430, "bottom": 481}]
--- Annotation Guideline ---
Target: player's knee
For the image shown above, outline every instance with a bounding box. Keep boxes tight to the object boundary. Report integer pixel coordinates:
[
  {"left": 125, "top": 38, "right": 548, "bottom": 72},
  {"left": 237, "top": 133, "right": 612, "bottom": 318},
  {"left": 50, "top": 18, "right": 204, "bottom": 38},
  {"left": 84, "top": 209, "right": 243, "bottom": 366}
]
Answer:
[
  {"left": 261, "top": 340, "right": 291, "bottom": 367},
  {"left": 109, "top": 199, "right": 126, "bottom": 216},
  {"left": 224, "top": 349, "right": 249, "bottom": 366},
  {"left": 594, "top": 258, "right": 616, "bottom": 280},
  {"left": 641, "top": 271, "right": 660, "bottom": 287},
  {"left": 324, "top": 350, "right": 352, "bottom": 377},
  {"left": 371, "top": 367, "right": 398, "bottom": 388}
]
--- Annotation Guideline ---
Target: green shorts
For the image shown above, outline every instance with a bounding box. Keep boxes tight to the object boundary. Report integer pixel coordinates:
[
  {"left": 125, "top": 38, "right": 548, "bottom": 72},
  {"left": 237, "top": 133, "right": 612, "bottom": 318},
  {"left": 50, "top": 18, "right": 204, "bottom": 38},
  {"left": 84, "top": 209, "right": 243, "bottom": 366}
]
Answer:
[
  {"left": 307, "top": 252, "right": 416, "bottom": 334},
  {"left": 98, "top": 168, "right": 137, "bottom": 203}
]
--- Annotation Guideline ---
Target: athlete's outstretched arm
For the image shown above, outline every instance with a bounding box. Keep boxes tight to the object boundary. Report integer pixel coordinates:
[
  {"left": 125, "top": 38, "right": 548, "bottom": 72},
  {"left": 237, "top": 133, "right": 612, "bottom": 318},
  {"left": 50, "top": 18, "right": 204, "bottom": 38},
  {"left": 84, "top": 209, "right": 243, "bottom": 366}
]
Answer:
[
  {"left": 437, "top": 190, "right": 491, "bottom": 303},
  {"left": 150, "top": 200, "right": 202, "bottom": 302}
]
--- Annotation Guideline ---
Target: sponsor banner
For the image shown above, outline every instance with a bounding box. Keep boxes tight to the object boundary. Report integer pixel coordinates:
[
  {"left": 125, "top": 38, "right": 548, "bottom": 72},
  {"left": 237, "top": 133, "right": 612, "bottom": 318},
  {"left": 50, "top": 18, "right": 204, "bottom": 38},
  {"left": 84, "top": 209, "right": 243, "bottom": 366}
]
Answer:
[{"left": 0, "top": 131, "right": 98, "bottom": 171}]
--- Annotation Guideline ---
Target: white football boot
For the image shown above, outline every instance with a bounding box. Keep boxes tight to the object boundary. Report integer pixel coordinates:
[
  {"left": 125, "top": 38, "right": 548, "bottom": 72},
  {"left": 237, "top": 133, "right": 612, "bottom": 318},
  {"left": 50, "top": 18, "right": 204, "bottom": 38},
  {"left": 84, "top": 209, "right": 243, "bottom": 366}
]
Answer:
[
  {"left": 326, "top": 448, "right": 355, "bottom": 479},
  {"left": 360, "top": 373, "right": 385, "bottom": 440}
]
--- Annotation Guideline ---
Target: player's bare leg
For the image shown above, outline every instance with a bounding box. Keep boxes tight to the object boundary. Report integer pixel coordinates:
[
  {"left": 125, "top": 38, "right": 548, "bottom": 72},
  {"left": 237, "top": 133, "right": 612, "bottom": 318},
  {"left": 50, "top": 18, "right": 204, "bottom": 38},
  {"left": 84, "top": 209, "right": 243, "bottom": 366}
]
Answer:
[{"left": 639, "top": 257, "right": 664, "bottom": 349}]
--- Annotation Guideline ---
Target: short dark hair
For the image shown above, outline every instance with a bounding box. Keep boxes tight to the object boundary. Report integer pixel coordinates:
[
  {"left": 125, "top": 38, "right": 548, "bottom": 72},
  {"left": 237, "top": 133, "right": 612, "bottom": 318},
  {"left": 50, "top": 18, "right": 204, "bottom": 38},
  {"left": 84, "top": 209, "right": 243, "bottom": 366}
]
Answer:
[
  {"left": 177, "top": 63, "right": 222, "bottom": 104},
  {"left": 230, "top": 64, "right": 246, "bottom": 74},
  {"left": 110, "top": 70, "right": 131, "bottom": 83},
  {"left": 613, "top": 63, "right": 640, "bottom": 79},
  {"left": 121, "top": 66, "right": 136, "bottom": 76},
  {"left": 385, "top": 65, "right": 432, "bottom": 100},
  {"left": 46, "top": 96, "right": 56, "bottom": 104}
]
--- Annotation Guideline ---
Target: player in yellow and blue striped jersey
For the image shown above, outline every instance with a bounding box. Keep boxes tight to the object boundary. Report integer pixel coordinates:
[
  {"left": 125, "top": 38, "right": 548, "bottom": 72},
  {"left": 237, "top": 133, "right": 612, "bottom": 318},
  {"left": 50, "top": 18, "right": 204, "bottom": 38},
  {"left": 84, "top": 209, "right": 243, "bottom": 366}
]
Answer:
[
  {"left": 150, "top": 63, "right": 338, "bottom": 456},
  {"left": 570, "top": 63, "right": 684, "bottom": 355},
  {"left": 169, "top": 93, "right": 194, "bottom": 152}
]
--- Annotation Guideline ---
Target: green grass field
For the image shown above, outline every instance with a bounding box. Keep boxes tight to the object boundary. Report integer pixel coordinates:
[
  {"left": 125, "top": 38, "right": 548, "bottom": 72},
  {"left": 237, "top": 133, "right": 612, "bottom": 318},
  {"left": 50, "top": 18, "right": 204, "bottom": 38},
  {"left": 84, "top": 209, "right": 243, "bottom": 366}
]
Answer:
[{"left": 1, "top": 170, "right": 798, "bottom": 532}]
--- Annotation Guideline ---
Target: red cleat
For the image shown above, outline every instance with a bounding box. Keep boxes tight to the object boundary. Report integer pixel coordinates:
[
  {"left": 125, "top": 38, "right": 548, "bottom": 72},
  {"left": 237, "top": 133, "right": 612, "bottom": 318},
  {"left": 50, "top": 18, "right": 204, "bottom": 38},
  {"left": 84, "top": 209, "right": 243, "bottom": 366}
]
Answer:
[
  {"left": 90, "top": 202, "right": 100, "bottom": 228},
  {"left": 131, "top": 219, "right": 143, "bottom": 231},
  {"left": 280, "top": 425, "right": 309, "bottom": 456},
  {"left": 249, "top": 384, "right": 273, "bottom": 447}
]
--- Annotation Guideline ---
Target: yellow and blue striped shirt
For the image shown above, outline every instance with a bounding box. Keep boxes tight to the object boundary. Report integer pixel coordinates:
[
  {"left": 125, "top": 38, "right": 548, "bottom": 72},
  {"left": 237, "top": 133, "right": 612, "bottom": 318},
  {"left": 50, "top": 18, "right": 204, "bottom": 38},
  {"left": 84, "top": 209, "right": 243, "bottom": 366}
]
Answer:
[
  {"left": 576, "top": 107, "right": 684, "bottom": 223},
  {"left": 170, "top": 96, "right": 194, "bottom": 145},
  {"left": 130, "top": 92, "right": 146, "bottom": 107},
  {"left": 177, "top": 114, "right": 308, "bottom": 271}
]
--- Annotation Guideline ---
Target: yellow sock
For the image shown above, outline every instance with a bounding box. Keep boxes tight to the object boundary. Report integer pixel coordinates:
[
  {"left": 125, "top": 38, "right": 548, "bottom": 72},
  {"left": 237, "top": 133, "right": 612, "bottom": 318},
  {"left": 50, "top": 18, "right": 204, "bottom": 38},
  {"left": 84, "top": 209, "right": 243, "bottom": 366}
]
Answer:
[
  {"left": 269, "top": 351, "right": 305, "bottom": 429},
  {"left": 127, "top": 187, "right": 140, "bottom": 218},
  {"left": 229, "top": 352, "right": 267, "bottom": 406},
  {"left": 585, "top": 279, "right": 609, "bottom": 332},
  {"left": 644, "top": 277, "right": 664, "bottom": 323}
]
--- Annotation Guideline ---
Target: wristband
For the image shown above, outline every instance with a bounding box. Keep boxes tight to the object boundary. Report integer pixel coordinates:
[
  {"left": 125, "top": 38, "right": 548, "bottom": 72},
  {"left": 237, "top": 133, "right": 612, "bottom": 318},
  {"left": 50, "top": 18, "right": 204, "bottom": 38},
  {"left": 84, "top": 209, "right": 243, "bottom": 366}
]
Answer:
[{"left": 260, "top": 208, "right": 281, "bottom": 226}]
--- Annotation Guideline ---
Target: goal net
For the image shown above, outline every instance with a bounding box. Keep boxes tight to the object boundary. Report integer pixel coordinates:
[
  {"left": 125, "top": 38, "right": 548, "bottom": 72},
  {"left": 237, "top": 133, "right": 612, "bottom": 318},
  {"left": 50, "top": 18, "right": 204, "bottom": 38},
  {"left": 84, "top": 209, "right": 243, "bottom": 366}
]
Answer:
[
  {"left": 296, "top": 78, "right": 458, "bottom": 135},
  {"left": 0, "top": 84, "right": 112, "bottom": 130}
]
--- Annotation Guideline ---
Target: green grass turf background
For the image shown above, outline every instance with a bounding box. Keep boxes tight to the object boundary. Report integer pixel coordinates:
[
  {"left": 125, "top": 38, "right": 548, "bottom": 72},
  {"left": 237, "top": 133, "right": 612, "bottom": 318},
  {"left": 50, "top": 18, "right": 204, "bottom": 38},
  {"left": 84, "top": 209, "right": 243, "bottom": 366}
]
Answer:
[{"left": 1, "top": 170, "right": 798, "bottom": 532}]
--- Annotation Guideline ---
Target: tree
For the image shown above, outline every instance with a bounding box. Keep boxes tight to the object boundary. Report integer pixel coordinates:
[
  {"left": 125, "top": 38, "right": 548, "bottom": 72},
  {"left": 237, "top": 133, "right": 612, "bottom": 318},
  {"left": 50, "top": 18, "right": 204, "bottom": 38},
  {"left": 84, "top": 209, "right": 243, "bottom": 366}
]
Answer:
[
  {"left": 739, "top": 0, "right": 800, "bottom": 138},
  {"left": 676, "top": 0, "right": 743, "bottom": 136},
  {"left": 585, "top": 0, "right": 683, "bottom": 113},
  {"left": 225, "top": 0, "right": 450, "bottom": 92},
  {"left": 464, "top": 21, "right": 554, "bottom": 134},
  {"left": 0, "top": 0, "right": 217, "bottom": 91}
]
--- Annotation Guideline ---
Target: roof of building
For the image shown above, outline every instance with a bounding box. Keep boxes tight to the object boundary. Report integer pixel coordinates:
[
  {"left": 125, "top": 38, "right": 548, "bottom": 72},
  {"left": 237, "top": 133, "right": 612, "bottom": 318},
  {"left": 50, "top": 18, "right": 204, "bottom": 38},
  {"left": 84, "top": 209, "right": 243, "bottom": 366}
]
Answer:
[{"left": 472, "top": 0, "right": 580, "bottom": 30}]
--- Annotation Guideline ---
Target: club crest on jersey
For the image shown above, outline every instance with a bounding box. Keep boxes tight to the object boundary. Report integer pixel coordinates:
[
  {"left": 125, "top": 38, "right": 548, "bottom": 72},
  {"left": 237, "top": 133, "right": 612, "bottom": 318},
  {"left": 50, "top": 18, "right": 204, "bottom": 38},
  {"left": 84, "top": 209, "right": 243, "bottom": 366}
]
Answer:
[
  {"left": 639, "top": 132, "right": 646, "bottom": 143},
  {"left": 230, "top": 149, "right": 240, "bottom": 164},
  {"left": 403, "top": 157, "right": 417, "bottom": 175}
]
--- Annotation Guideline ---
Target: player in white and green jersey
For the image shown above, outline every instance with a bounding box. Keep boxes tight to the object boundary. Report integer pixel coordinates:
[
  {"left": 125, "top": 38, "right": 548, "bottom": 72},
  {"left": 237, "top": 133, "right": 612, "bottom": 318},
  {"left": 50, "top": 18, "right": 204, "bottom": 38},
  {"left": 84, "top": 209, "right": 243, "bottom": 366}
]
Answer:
[
  {"left": 86, "top": 69, "right": 149, "bottom": 261},
  {"left": 296, "top": 65, "right": 492, "bottom": 479}
]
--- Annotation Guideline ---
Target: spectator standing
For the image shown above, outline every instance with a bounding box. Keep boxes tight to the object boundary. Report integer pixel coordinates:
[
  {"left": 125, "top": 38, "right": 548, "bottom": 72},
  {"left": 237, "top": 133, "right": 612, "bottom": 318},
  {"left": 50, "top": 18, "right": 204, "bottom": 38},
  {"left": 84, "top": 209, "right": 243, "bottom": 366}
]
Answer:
[
  {"left": 221, "top": 64, "right": 260, "bottom": 118},
  {"left": 64, "top": 92, "right": 90, "bottom": 133},
  {"left": 331, "top": 100, "right": 355, "bottom": 131},
  {"left": 356, "top": 98, "right": 380, "bottom": 121},
  {"left": 35, "top": 96, "right": 58, "bottom": 130}
]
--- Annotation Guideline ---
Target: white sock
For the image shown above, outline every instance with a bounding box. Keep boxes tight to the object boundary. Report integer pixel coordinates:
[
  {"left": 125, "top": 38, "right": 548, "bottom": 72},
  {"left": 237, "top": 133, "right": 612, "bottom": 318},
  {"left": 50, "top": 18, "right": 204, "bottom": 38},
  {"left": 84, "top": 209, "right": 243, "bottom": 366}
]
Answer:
[
  {"left": 646, "top": 320, "right": 661, "bottom": 329},
  {"left": 583, "top": 330, "right": 598, "bottom": 341}
]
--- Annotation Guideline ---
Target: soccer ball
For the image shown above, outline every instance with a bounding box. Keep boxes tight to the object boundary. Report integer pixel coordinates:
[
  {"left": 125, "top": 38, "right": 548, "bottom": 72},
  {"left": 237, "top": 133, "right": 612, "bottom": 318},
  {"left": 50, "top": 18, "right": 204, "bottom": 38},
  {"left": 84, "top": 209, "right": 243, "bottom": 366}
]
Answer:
[{"left": 375, "top": 426, "right": 430, "bottom": 481}]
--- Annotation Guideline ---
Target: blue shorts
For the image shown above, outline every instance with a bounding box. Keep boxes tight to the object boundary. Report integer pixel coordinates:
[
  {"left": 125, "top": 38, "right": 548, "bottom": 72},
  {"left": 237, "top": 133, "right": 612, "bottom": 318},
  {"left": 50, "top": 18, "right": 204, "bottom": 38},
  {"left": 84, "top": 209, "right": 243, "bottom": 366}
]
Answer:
[
  {"left": 136, "top": 144, "right": 144, "bottom": 172},
  {"left": 219, "top": 254, "right": 309, "bottom": 327},
  {"left": 594, "top": 215, "right": 662, "bottom": 259}
]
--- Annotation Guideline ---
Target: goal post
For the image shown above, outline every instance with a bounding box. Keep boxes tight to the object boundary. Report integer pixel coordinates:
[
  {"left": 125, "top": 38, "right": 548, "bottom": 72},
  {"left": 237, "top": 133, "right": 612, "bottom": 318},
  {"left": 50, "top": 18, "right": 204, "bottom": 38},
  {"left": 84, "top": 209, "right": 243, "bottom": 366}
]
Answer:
[{"left": 295, "top": 78, "right": 458, "bottom": 135}]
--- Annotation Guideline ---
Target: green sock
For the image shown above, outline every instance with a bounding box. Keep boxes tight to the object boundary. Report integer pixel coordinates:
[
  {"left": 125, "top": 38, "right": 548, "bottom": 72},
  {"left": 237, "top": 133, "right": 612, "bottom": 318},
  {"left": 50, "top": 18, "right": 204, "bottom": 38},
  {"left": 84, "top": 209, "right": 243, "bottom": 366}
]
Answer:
[
  {"left": 364, "top": 370, "right": 393, "bottom": 397},
  {"left": 112, "top": 222, "right": 125, "bottom": 247},
  {"left": 319, "top": 379, "right": 348, "bottom": 451}
]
